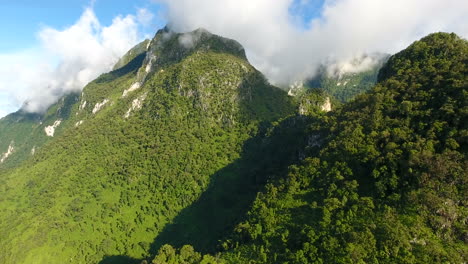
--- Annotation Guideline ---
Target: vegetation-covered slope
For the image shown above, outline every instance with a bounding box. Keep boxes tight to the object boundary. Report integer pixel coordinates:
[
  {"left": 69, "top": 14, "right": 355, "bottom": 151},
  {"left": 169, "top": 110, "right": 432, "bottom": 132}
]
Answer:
[
  {"left": 0, "top": 93, "right": 80, "bottom": 170},
  {"left": 0, "top": 28, "right": 294, "bottom": 263},
  {"left": 213, "top": 32, "right": 467, "bottom": 264},
  {"left": 0, "top": 36, "right": 154, "bottom": 171},
  {"left": 145, "top": 33, "right": 467, "bottom": 264},
  {"left": 1, "top": 29, "right": 466, "bottom": 264}
]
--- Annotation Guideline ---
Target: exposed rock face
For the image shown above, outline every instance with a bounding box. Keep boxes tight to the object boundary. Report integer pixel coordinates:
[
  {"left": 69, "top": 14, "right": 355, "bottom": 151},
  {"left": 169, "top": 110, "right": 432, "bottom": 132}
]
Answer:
[
  {"left": 92, "top": 99, "right": 109, "bottom": 114},
  {"left": 124, "top": 94, "right": 147, "bottom": 118},
  {"left": 79, "top": 100, "right": 87, "bottom": 111},
  {"left": 123, "top": 83, "right": 141, "bottom": 97},
  {"left": 0, "top": 143, "right": 14, "bottom": 163},
  {"left": 321, "top": 97, "right": 332, "bottom": 112},
  {"left": 44, "top": 120, "right": 62, "bottom": 137}
]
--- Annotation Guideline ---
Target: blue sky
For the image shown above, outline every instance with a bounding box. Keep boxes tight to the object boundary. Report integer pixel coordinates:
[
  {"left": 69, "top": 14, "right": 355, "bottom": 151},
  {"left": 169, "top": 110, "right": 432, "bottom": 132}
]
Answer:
[{"left": 0, "top": 0, "right": 165, "bottom": 52}]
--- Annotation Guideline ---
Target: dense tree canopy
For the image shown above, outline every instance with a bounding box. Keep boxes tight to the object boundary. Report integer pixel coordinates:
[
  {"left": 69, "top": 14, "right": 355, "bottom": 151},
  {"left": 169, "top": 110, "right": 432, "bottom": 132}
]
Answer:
[
  {"left": 0, "top": 29, "right": 294, "bottom": 263},
  {"left": 0, "top": 31, "right": 466, "bottom": 264},
  {"left": 216, "top": 32, "right": 468, "bottom": 264}
]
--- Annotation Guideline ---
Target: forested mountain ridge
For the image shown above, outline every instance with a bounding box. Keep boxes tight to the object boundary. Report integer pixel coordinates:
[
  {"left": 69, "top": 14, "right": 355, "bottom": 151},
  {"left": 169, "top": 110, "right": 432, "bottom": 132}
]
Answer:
[
  {"left": 147, "top": 32, "right": 467, "bottom": 263},
  {"left": 0, "top": 35, "right": 151, "bottom": 171},
  {"left": 0, "top": 29, "right": 466, "bottom": 264},
  {"left": 0, "top": 28, "right": 295, "bottom": 263},
  {"left": 213, "top": 32, "right": 467, "bottom": 264},
  {"left": 0, "top": 27, "right": 251, "bottom": 172}
]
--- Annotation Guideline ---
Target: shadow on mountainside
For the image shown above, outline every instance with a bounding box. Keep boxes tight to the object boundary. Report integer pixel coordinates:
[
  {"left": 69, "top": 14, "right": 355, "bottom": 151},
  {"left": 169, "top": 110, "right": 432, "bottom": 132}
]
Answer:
[
  {"left": 95, "top": 53, "right": 146, "bottom": 84},
  {"left": 152, "top": 114, "right": 319, "bottom": 252},
  {"left": 145, "top": 115, "right": 316, "bottom": 257},
  {"left": 97, "top": 114, "right": 314, "bottom": 264},
  {"left": 96, "top": 67, "right": 316, "bottom": 263}
]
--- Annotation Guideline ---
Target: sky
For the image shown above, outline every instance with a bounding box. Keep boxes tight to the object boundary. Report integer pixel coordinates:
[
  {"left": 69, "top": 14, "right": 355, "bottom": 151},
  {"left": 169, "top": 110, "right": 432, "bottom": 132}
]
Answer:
[{"left": 0, "top": 0, "right": 467, "bottom": 118}]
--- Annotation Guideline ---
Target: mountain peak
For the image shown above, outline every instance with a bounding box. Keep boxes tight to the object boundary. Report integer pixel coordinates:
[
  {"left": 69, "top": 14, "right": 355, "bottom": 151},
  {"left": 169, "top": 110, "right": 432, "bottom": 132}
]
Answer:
[
  {"left": 146, "top": 27, "right": 247, "bottom": 70},
  {"left": 378, "top": 32, "right": 467, "bottom": 83}
]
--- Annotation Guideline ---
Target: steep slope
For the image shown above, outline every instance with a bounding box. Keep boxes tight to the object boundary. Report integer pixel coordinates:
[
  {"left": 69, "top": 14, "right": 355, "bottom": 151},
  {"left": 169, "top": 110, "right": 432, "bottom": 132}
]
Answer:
[
  {"left": 113, "top": 39, "right": 150, "bottom": 71},
  {"left": 0, "top": 37, "right": 153, "bottom": 171},
  {"left": 143, "top": 32, "right": 467, "bottom": 264},
  {"left": 213, "top": 32, "right": 467, "bottom": 264},
  {"left": 0, "top": 28, "right": 294, "bottom": 263}
]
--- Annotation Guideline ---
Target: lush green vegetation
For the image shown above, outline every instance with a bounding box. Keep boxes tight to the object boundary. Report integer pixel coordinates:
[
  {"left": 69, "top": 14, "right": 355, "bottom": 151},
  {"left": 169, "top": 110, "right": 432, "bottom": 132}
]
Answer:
[
  {"left": 0, "top": 36, "right": 152, "bottom": 170},
  {"left": 144, "top": 33, "right": 467, "bottom": 264},
  {"left": 0, "top": 30, "right": 466, "bottom": 264},
  {"left": 0, "top": 29, "right": 294, "bottom": 263},
  {"left": 214, "top": 32, "right": 467, "bottom": 264}
]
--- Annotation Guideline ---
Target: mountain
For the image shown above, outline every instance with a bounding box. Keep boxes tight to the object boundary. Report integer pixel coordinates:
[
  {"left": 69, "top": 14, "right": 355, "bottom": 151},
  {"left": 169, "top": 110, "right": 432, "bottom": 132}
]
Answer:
[
  {"left": 142, "top": 33, "right": 467, "bottom": 264},
  {"left": 0, "top": 28, "right": 295, "bottom": 263},
  {"left": 0, "top": 29, "right": 466, "bottom": 264},
  {"left": 0, "top": 35, "right": 382, "bottom": 172},
  {"left": 210, "top": 32, "right": 467, "bottom": 263}
]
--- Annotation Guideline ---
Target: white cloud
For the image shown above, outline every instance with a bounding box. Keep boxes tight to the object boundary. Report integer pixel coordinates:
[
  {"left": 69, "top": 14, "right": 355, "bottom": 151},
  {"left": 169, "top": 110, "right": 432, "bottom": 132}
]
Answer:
[
  {"left": 0, "top": 7, "right": 153, "bottom": 115},
  {"left": 155, "top": 0, "right": 468, "bottom": 85}
]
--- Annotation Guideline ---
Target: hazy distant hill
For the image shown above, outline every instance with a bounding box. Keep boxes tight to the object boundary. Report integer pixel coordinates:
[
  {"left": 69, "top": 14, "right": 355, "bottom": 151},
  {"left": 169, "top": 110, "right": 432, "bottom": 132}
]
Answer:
[{"left": 306, "top": 54, "right": 389, "bottom": 102}]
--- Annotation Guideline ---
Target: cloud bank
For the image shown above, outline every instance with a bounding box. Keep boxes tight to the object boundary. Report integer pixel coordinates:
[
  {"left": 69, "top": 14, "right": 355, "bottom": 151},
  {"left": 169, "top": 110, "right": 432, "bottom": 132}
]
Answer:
[
  {"left": 0, "top": 7, "right": 152, "bottom": 114},
  {"left": 155, "top": 0, "right": 468, "bottom": 86}
]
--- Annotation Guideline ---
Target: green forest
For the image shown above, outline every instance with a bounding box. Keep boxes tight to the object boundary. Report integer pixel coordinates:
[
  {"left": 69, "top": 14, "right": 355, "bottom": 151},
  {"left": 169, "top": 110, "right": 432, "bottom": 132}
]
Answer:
[
  {"left": 0, "top": 29, "right": 466, "bottom": 264},
  {"left": 215, "top": 32, "right": 468, "bottom": 264}
]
